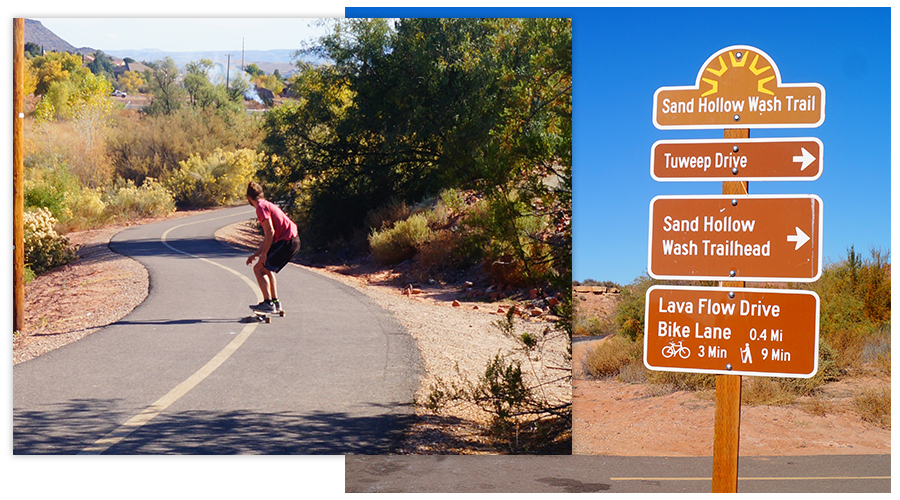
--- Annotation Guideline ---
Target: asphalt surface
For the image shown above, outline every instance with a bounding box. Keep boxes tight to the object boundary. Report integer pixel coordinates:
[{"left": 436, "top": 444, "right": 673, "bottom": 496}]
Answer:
[
  {"left": 13, "top": 206, "right": 422, "bottom": 454},
  {"left": 345, "top": 454, "right": 892, "bottom": 493}
]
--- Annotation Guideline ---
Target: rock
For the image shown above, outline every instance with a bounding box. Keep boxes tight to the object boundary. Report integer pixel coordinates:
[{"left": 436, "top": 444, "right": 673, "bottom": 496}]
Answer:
[{"left": 452, "top": 300, "right": 461, "bottom": 307}]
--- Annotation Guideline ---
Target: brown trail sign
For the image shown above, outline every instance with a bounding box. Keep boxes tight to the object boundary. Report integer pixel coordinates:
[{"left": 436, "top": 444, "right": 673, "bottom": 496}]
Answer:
[
  {"left": 644, "top": 285, "right": 820, "bottom": 378},
  {"left": 651, "top": 137, "right": 822, "bottom": 181},
  {"left": 653, "top": 45, "right": 825, "bottom": 129},
  {"left": 647, "top": 194, "right": 823, "bottom": 282}
]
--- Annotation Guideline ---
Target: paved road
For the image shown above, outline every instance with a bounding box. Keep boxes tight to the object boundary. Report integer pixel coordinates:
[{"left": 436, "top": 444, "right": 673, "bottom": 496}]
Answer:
[
  {"left": 14, "top": 207, "right": 422, "bottom": 454},
  {"left": 345, "top": 454, "right": 891, "bottom": 493}
]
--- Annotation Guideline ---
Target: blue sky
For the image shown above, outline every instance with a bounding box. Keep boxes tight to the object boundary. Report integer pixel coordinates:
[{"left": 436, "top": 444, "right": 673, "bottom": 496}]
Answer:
[{"left": 352, "top": 6, "right": 892, "bottom": 287}]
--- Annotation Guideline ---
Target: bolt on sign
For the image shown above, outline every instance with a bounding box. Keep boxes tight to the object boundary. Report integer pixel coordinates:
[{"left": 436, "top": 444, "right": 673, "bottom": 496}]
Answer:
[
  {"left": 653, "top": 45, "right": 825, "bottom": 129},
  {"left": 644, "top": 285, "right": 820, "bottom": 378},
  {"left": 651, "top": 137, "right": 823, "bottom": 182},
  {"left": 648, "top": 194, "right": 823, "bottom": 282}
]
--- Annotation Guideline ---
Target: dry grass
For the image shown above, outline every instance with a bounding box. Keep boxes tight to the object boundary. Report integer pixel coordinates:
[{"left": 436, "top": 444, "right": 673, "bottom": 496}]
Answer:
[
  {"left": 854, "top": 387, "right": 891, "bottom": 428},
  {"left": 582, "top": 335, "right": 637, "bottom": 378},
  {"left": 741, "top": 377, "right": 798, "bottom": 406}
]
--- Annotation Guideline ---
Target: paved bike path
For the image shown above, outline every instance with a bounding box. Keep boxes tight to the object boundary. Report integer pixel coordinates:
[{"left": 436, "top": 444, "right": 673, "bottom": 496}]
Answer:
[{"left": 14, "top": 206, "right": 422, "bottom": 454}]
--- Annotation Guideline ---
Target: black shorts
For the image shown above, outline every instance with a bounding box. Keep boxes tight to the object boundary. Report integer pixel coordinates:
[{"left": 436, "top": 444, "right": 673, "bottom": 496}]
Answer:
[{"left": 264, "top": 236, "right": 301, "bottom": 273}]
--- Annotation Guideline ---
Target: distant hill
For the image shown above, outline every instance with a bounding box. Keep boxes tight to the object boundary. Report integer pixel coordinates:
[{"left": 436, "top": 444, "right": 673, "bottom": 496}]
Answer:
[
  {"left": 24, "top": 19, "right": 93, "bottom": 55},
  {"left": 23, "top": 19, "right": 313, "bottom": 78}
]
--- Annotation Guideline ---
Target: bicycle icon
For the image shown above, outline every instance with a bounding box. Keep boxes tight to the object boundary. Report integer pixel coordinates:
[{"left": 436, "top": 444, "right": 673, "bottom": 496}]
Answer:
[{"left": 662, "top": 340, "right": 691, "bottom": 359}]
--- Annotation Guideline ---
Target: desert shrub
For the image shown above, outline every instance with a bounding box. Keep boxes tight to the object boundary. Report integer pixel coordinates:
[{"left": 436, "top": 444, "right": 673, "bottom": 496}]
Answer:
[
  {"left": 645, "top": 370, "right": 717, "bottom": 392},
  {"left": 107, "top": 107, "right": 263, "bottom": 186},
  {"left": 102, "top": 177, "right": 175, "bottom": 221},
  {"left": 741, "top": 377, "right": 799, "bottom": 406},
  {"left": 806, "top": 246, "right": 891, "bottom": 371},
  {"left": 583, "top": 335, "right": 641, "bottom": 379},
  {"left": 23, "top": 208, "right": 75, "bottom": 274},
  {"left": 854, "top": 388, "right": 890, "bottom": 428},
  {"left": 364, "top": 199, "right": 412, "bottom": 231},
  {"left": 572, "top": 314, "right": 602, "bottom": 337},
  {"left": 24, "top": 155, "right": 109, "bottom": 232},
  {"left": 777, "top": 338, "right": 840, "bottom": 396},
  {"left": 612, "top": 274, "right": 659, "bottom": 342},
  {"left": 24, "top": 154, "right": 80, "bottom": 220},
  {"left": 60, "top": 186, "right": 107, "bottom": 232},
  {"left": 165, "top": 148, "right": 263, "bottom": 208},
  {"left": 368, "top": 213, "right": 433, "bottom": 264}
]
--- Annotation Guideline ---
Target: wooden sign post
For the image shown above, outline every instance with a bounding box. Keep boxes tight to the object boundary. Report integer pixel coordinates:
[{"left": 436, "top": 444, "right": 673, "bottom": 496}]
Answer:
[
  {"left": 715, "top": 128, "right": 748, "bottom": 492},
  {"left": 14, "top": 18, "right": 25, "bottom": 332}
]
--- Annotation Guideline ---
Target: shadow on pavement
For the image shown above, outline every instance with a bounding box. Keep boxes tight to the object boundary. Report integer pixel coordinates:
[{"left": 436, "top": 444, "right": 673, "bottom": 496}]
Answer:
[{"left": 14, "top": 398, "right": 415, "bottom": 455}]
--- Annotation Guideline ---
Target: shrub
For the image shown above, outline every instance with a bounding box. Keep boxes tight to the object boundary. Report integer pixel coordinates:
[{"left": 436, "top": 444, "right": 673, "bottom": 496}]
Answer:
[
  {"left": 853, "top": 388, "right": 890, "bottom": 428},
  {"left": 645, "top": 370, "right": 717, "bottom": 392},
  {"left": 806, "top": 246, "right": 891, "bottom": 371},
  {"left": 23, "top": 154, "right": 80, "bottom": 221},
  {"left": 107, "top": 107, "right": 263, "bottom": 186},
  {"left": 102, "top": 177, "right": 175, "bottom": 221},
  {"left": 165, "top": 148, "right": 263, "bottom": 208},
  {"left": 23, "top": 208, "right": 75, "bottom": 274},
  {"left": 24, "top": 155, "right": 110, "bottom": 232},
  {"left": 368, "top": 213, "right": 433, "bottom": 264},
  {"left": 583, "top": 335, "right": 641, "bottom": 379}
]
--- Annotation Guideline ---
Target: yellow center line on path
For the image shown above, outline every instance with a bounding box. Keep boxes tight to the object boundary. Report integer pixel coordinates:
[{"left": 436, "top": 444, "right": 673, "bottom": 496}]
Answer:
[
  {"left": 80, "top": 211, "right": 259, "bottom": 455},
  {"left": 611, "top": 476, "right": 890, "bottom": 481}
]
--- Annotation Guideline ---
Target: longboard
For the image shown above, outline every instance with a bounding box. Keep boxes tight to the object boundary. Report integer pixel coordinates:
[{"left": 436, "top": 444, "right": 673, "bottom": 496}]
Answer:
[{"left": 243, "top": 309, "right": 286, "bottom": 323}]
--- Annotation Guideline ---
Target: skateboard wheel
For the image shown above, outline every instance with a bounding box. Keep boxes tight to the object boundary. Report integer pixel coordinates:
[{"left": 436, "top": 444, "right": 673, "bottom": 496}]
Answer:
[
  {"left": 265, "top": 317, "right": 271, "bottom": 323},
  {"left": 279, "top": 311, "right": 286, "bottom": 317}
]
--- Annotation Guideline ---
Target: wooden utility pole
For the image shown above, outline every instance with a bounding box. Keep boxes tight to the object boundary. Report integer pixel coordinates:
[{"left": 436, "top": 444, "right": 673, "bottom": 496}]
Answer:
[
  {"left": 712, "top": 127, "right": 749, "bottom": 493},
  {"left": 13, "top": 18, "right": 25, "bottom": 332},
  {"left": 226, "top": 53, "right": 232, "bottom": 90}
]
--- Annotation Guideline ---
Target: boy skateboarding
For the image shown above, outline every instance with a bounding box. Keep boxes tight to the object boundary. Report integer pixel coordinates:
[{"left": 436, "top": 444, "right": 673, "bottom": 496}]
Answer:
[{"left": 245, "top": 181, "right": 301, "bottom": 314}]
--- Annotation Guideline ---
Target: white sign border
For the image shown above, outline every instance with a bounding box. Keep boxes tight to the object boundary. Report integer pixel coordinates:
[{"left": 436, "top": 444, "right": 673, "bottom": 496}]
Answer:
[
  {"left": 647, "top": 194, "right": 824, "bottom": 282},
  {"left": 650, "top": 137, "right": 824, "bottom": 182},
  {"left": 643, "top": 285, "right": 821, "bottom": 378}
]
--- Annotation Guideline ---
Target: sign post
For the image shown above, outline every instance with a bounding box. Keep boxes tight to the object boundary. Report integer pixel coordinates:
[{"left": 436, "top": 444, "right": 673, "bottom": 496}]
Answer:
[
  {"left": 649, "top": 45, "right": 825, "bottom": 492},
  {"left": 715, "top": 133, "right": 748, "bottom": 493},
  {"left": 14, "top": 18, "right": 25, "bottom": 333}
]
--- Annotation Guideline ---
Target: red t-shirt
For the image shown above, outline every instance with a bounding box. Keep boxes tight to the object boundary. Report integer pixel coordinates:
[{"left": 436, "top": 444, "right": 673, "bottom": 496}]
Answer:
[{"left": 256, "top": 199, "right": 298, "bottom": 243}]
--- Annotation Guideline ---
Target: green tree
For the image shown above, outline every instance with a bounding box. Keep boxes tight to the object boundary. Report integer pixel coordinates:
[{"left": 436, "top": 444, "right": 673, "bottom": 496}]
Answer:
[
  {"left": 244, "top": 63, "right": 264, "bottom": 77},
  {"left": 25, "top": 42, "right": 42, "bottom": 58},
  {"left": 144, "top": 57, "right": 185, "bottom": 115},
  {"left": 87, "top": 50, "right": 116, "bottom": 80},
  {"left": 259, "top": 18, "right": 572, "bottom": 298},
  {"left": 183, "top": 59, "right": 217, "bottom": 107}
]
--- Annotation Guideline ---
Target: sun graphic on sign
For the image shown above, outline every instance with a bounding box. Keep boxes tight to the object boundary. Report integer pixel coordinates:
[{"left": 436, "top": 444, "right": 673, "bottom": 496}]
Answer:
[{"left": 699, "top": 49, "right": 775, "bottom": 97}]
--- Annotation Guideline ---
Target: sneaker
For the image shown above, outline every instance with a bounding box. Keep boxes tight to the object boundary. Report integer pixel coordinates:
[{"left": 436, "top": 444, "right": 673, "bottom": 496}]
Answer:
[
  {"left": 273, "top": 300, "right": 283, "bottom": 313},
  {"left": 250, "top": 300, "right": 276, "bottom": 313}
]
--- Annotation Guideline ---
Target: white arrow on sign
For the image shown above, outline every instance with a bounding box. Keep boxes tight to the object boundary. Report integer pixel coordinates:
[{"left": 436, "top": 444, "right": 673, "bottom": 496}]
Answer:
[
  {"left": 793, "top": 147, "right": 816, "bottom": 171},
  {"left": 787, "top": 227, "right": 811, "bottom": 250}
]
